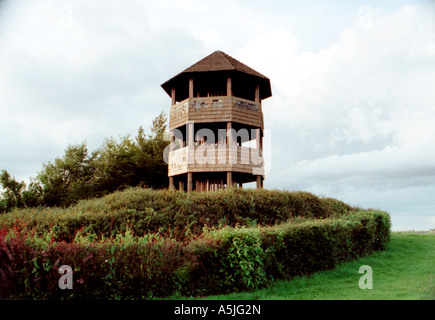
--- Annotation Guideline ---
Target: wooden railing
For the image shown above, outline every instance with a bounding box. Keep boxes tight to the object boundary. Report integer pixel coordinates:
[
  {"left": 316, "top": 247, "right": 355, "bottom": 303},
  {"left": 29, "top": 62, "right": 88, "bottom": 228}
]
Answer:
[
  {"left": 168, "top": 145, "right": 264, "bottom": 176},
  {"left": 171, "top": 96, "right": 261, "bottom": 115}
]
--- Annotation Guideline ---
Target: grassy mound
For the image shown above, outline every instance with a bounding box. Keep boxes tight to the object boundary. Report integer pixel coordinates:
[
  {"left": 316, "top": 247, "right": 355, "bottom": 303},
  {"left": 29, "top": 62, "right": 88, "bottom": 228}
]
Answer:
[
  {"left": 0, "top": 187, "right": 390, "bottom": 299},
  {"left": 0, "top": 187, "right": 354, "bottom": 242}
]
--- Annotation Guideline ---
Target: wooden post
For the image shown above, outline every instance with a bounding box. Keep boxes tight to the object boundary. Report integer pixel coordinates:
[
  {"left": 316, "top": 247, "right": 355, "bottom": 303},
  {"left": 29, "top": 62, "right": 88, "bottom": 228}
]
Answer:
[
  {"left": 170, "top": 130, "right": 175, "bottom": 151},
  {"left": 256, "top": 175, "right": 263, "bottom": 189},
  {"left": 187, "top": 121, "right": 194, "bottom": 147},
  {"left": 189, "top": 78, "right": 194, "bottom": 98},
  {"left": 227, "top": 171, "right": 232, "bottom": 188},
  {"left": 255, "top": 84, "right": 260, "bottom": 103},
  {"left": 169, "top": 177, "right": 174, "bottom": 190},
  {"left": 260, "top": 129, "right": 263, "bottom": 151},
  {"left": 187, "top": 172, "right": 193, "bottom": 192},
  {"left": 227, "top": 76, "right": 232, "bottom": 97},
  {"left": 179, "top": 180, "right": 184, "bottom": 192},
  {"left": 255, "top": 128, "right": 263, "bottom": 154},
  {"left": 171, "top": 88, "right": 176, "bottom": 106},
  {"left": 227, "top": 121, "right": 234, "bottom": 145}
]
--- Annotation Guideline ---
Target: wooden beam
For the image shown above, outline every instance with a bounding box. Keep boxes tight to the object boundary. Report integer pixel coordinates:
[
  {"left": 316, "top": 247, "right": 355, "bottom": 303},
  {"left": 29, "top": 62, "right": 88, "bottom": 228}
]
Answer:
[
  {"left": 171, "top": 88, "right": 176, "bottom": 106},
  {"left": 189, "top": 78, "right": 194, "bottom": 98},
  {"left": 227, "top": 171, "right": 232, "bottom": 188},
  {"left": 170, "top": 130, "right": 175, "bottom": 151},
  {"left": 255, "top": 84, "right": 260, "bottom": 103},
  {"left": 227, "top": 76, "right": 232, "bottom": 97},
  {"left": 256, "top": 175, "right": 263, "bottom": 189},
  {"left": 187, "top": 121, "right": 194, "bottom": 147},
  {"left": 226, "top": 121, "right": 234, "bottom": 145},
  {"left": 187, "top": 172, "right": 193, "bottom": 192},
  {"left": 255, "top": 128, "right": 261, "bottom": 150},
  {"left": 169, "top": 177, "right": 174, "bottom": 190}
]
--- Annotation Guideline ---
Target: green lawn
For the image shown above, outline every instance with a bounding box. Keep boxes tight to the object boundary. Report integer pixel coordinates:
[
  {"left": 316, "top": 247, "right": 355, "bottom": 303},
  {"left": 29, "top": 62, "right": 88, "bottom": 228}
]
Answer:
[{"left": 180, "top": 232, "right": 435, "bottom": 300}]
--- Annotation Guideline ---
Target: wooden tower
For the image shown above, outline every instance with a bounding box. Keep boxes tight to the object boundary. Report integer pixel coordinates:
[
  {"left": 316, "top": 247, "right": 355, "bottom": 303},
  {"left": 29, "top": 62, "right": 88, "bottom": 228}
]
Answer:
[{"left": 161, "top": 51, "right": 272, "bottom": 192}]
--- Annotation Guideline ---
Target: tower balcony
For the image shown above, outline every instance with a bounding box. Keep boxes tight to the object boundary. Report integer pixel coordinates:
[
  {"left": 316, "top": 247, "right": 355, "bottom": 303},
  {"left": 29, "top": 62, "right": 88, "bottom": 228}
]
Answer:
[
  {"left": 169, "top": 96, "right": 263, "bottom": 130},
  {"left": 168, "top": 144, "right": 265, "bottom": 177}
]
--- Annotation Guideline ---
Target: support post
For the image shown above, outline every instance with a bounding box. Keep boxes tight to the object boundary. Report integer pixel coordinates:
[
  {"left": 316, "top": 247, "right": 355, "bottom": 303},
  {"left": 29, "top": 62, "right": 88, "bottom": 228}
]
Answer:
[
  {"left": 170, "top": 130, "right": 175, "bottom": 151},
  {"left": 187, "top": 121, "right": 194, "bottom": 147},
  {"left": 227, "top": 121, "right": 234, "bottom": 145},
  {"left": 255, "top": 84, "right": 260, "bottom": 103},
  {"left": 255, "top": 128, "right": 261, "bottom": 150},
  {"left": 227, "top": 76, "right": 232, "bottom": 97},
  {"left": 189, "top": 78, "right": 194, "bottom": 98},
  {"left": 256, "top": 175, "right": 263, "bottom": 189},
  {"left": 171, "top": 88, "right": 176, "bottom": 106},
  {"left": 187, "top": 172, "right": 193, "bottom": 192},
  {"left": 227, "top": 171, "right": 233, "bottom": 188},
  {"left": 169, "top": 177, "right": 174, "bottom": 190}
]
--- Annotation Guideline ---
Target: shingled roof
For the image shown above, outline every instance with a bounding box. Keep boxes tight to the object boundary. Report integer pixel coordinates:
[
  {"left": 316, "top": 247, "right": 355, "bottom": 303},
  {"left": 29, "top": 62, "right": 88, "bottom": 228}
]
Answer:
[
  {"left": 161, "top": 50, "right": 271, "bottom": 100},
  {"left": 182, "top": 50, "right": 269, "bottom": 80}
]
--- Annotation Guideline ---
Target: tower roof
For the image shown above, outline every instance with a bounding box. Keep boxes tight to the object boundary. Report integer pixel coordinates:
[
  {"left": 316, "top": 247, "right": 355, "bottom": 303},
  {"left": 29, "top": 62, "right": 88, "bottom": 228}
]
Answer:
[
  {"left": 161, "top": 51, "right": 272, "bottom": 100},
  {"left": 182, "top": 50, "right": 269, "bottom": 79}
]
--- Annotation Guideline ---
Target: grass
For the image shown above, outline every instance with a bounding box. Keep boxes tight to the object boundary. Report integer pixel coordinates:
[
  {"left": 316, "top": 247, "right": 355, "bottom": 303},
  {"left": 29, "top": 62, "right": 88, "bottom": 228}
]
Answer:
[{"left": 173, "top": 232, "right": 435, "bottom": 300}]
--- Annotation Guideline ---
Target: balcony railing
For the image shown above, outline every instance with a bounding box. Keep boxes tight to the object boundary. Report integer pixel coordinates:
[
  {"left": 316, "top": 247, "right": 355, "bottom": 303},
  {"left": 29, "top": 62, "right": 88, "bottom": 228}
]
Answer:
[
  {"left": 168, "top": 144, "right": 264, "bottom": 176},
  {"left": 171, "top": 96, "right": 261, "bottom": 115}
]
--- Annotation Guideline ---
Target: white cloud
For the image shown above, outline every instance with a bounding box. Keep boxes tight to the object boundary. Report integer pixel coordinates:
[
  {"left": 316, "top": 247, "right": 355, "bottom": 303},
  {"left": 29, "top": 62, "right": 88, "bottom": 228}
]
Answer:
[
  {"left": 239, "top": 4, "right": 435, "bottom": 183},
  {"left": 0, "top": 1, "right": 434, "bottom": 230},
  {"left": 0, "top": 0, "right": 205, "bottom": 178},
  {"left": 236, "top": 4, "right": 435, "bottom": 230}
]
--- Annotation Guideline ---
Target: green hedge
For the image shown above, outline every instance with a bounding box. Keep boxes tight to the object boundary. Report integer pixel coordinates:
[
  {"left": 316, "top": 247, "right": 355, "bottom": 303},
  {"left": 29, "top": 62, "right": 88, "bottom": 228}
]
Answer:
[
  {"left": 0, "top": 188, "right": 348, "bottom": 242},
  {"left": 184, "top": 210, "right": 391, "bottom": 295},
  {"left": 0, "top": 187, "right": 390, "bottom": 299},
  {"left": 0, "top": 234, "right": 190, "bottom": 299},
  {"left": 1, "top": 210, "right": 390, "bottom": 299}
]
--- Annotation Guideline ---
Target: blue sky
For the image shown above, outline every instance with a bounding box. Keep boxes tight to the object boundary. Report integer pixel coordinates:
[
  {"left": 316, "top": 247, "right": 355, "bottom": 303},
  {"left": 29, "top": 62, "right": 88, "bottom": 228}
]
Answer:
[{"left": 0, "top": 0, "right": 434, "bottom": 230}]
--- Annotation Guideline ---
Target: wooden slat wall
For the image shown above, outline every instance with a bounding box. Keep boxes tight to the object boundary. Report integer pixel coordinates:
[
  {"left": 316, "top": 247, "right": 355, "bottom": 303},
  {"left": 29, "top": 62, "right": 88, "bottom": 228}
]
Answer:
[{"left": 169, "top": 97, "right": 264, "bottom": 130}]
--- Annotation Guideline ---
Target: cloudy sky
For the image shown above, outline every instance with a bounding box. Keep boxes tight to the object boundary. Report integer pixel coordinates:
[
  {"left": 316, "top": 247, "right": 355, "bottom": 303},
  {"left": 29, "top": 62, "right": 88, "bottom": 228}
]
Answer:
[{"left": 0, "top": 0, "right": 434, "bottom": 230}]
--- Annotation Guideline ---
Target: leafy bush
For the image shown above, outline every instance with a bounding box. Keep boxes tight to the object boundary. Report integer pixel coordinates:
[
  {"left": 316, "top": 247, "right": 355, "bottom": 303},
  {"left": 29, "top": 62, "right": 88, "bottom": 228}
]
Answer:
[
  {"left": 0, "top": 227, "right": 192, "bottom": 299},
  {"left": 0, "top": 187, "right": 347, "bottom": 243},
  {"left": 184, "top": 210, "right": 391, "bottom": 296},
  {"left": 321, "top": 197, "right": 354, "bottom": 215},
  {"left": 0, "top": 187, "right": 390, "bottom": 299}
]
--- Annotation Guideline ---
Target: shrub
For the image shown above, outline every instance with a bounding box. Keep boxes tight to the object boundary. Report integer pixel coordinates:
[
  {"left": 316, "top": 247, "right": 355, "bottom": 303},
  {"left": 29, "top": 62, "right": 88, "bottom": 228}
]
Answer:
[
  {"left": 0, "top": 187, "right": 391, "bottom": 299},
  {"left": 0, "top": 187, "right": 345, "bottom": 242},
  {"left": 321, "top": 197, "right": 355, "bottom": 215},
  {"left": 0, "top": 227, "right": 194, "bottom": 299},
  {"left": 184, "top": 210, "right": 390, "bottom": 296}
]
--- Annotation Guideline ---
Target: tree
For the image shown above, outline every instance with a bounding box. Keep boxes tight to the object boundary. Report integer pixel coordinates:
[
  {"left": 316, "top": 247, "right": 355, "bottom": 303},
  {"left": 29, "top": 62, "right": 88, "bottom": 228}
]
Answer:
[
  {"left": 2, "top": 111, "right": 170, "bottom": 210},
  {"left": 92, "top": 135, "right": 138, "bottom": 195},
  {"left": 0, "top": 170, "right": 26, "bottom": 212},
  {"left": 134, "top": 111, "right": 170, "bottom": 189},
  {"left": 36, "top": 142, "right": 95, "bottom": 207},
  {"left": 0, "top": 170, "right": 42, "bottom": 213},
  {"left": 92, "top": 111, "right": 170, "bottom": 193}
]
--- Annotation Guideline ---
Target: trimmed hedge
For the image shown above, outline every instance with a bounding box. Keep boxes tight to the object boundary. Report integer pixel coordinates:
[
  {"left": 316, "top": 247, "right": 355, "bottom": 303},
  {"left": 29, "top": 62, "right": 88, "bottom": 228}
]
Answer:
[
  {"left": 0, "top": 188, "right": 347, "bottom": 242},
  {"left": 0, "top": 232, "right": 191, "bottom": 299},
  {"left": 0, "top": 209, "right": 390, "bottom": 299},
  {"left": 184, "top": 210, "right": 391, "bottom": 295}
]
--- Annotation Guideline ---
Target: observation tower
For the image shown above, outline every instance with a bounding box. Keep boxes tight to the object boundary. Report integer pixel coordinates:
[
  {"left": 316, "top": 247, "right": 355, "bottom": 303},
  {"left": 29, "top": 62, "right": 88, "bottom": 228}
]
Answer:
[{"left": 161, "top": 51, "right": 271, "bottom": 192}]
